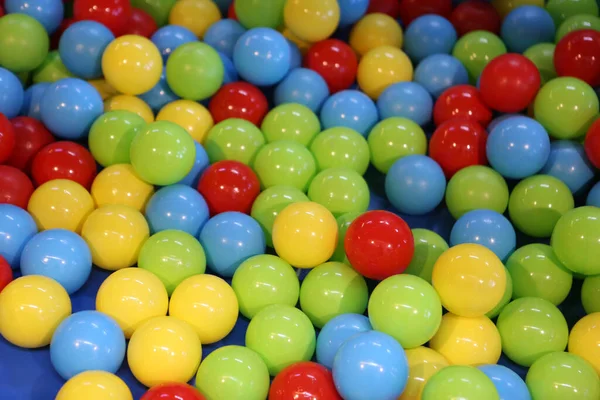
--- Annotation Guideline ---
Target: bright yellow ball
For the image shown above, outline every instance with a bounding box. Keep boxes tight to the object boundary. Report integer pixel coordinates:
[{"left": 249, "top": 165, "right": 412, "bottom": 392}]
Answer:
[
  {"left": 284, "top": 0, "right": 340, "bottom": 43},
  {"left": 105, "top": 94, "right": 155, "bottom": 123},
  {"left": 127, "top": 316, "right": 202, "bottom": 387},
  {"left": 568, "top": 312, "right": 600, "bottom": 375},
  {"left": 357, "top": 46, "right": 413, "bottom": 99},
  {"left": 27, "top": 179, "right": 94, "bottom": 233},
  {"left": 91, "top": 164, "right": 154, "bottom": 212},
  {"left": 156, "top": 100, "right": 214, "bottom": 143},
  {"left": 88, "top": 79, "right": 118, "bottom": 100},
  {"left": 492, "top": 0, "right": 545, "bottom": 18},
  {"left": 169, "top": 274, "right": 239, "bottom": 344},
  {"left": 0, "top": 275, "right": 71, "bottom": 348},
  {"left": 81, "top": 204, "right": 150, "bottom": 271},
  {"left": 56, "top": 371, "right": 133, "bottom": 400},
  {"left": 350, "top": 13, "right": 404, "bottom": 57},
  {"left": 102, "top": 35, "right": 162, "bottom": 95},
  {"left": 432, "top": 244, "right": 506, "bottom": 317},
  {"left": 96, "top": 268, "right": 169, "bottom": 339},
  {"left": 400, "top": 346, "right": 449, "bottom": 400},
  {"left": 169, "top": 0, "right": 221, "bottom": 39},
  {"left": 272, "top": 201, "right": 338, "bottom": 269}
]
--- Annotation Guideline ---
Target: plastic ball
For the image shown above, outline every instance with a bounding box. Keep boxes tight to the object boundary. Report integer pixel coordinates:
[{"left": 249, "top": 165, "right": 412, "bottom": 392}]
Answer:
[
  {"left": 422, "top": 365, "right": 499, "bottom": 400},
  {"left": 88, "top": 110, "right": 145, "bottom": 167},
  {"left": 124, "top": 8, "right": 158, "bottom": 38},
  {"left": 234, "top": 0, "right": 286, "bottom": 29},
  {"left": 55, "top": 371, "right": 133, "bottom": 400},
  {"left": 433, "top": 84, "right": 492, "bottom": 127},
  {"left": 32, "top": 50, "right": 74, "bottom": 84},
  {"left": 31, "top": 141, "right": 97, "bottom": 189},
  {"left": 556, "top": 14, "right": 600, "bottom": 41},
  {"left": 400, "top": 347, "right": 449, "bottom": 400},
  {"left": 0, "top": 67, "right": 24, "bottom": 119},
  {"left": 176, "top": 141, "right": 210, "bottom": 187},
  {"left": 156, "top": 100, "right": 213, "bottom": 143},
  {"left": 328, "top": 211, "right": 359, "bottom": 263},
  {"left": 569, "top": 312, "right": 600, "bottom": 376},
  {"left": 209, "top": 82, "right": 268, "bottom": 125},
  {"left": 316, "top": 314, "right": 372, "bottom": 369},
  {"left": 0, "top": 165, "right": 34, "bottom": 209},
  {"left": 308, "top": 167, "right": 369, "bottom": 218},
  {"left": 0, "top": 113, "right": 15, "bottom": 164},
  {"left": 477, "top": 364, "right": 530, "bottom": 400},
  {"left": 7, "top": 116, "right": 55, "bottom": 172},
  {"left": 150, "top": 25, "right": 198, "bottom": 63},
  {"left": 309, "top": 127, "right": 369, "bottom": 175},
  {"left": 0, "top": 14, "right": 49, "bottom": 73},
  {"left": 546, "top": 0, "right": 599, "bottom": 26},
  {"left": 131, "top": 0, "right": 176, "bottom": 26},
  {"left": 524, "top": 42, "right": 557, "bottom": 84},
  {"left": 585, "top": 118, "right": 600, "bottom": 168},
  {"left": 404, "top": 229, "right": 449, "bottom": 283},
  {"left": 0, "top": 203, "right": 37, "bottom": 269},
  {"left": 414, "top": 54, "right": 469, "bottom": 100},
  {"left": 20, "top": 81, "right": 49, "bottom": 119},
  {"left": 376, "top": 82, "right": 432, "bottom": 126},
  {"left": 398, "top": 0, "right": 453, "bottom": 24},
  {"left": 261, "top": 103, "right": 320, "bottom": 146},
  {"left": 274, "top": 68, "right": 330, "bottom": 113},
  {"left": 404, "top": 14, "right": 457, "bottom": 63},
  {"left": 105, "top": 94, "right": 155, "bottom": 123},
  {"left": 143, "top": 383, "right": 206, "bottom": 400},
  {"left": 357, "top": 46, "right": 413, "bottom": 100},
  {"left": 450, "top": 0, "right": 501, "bottom": 37},
  {"left": 304, "top": 39, "right": 358, "bottom": 94},
  {"left": 73, "top": 0, "right": 132, "bottom": 36},
  {"left": 349, "top": 13, "right": 403, "bottom": 57},
  {"left": 269, "top": 361, "right": 341, "bottom": 400},
  {"left": 542, "top": 140, "right": 596, "bottom": 194},
  {"left": 168, "top": 0, "right": 221, "bottom": 39},
  {"left": 5, "top": 0, "right": 63, "bottom": 34},
  {"left": 501, "top": 5, "right": 556, "bottom": 54},
  {"left": 320, "top": 90, "right": 378, "bottom": 137},
  {"left": 58, "top": 21, "right": 114, "bottom": 79},
  {"left": 91, "top": 164, "right": 154, "bottom": 211},
  {"left": 555, "top": 29, "right": 600, "bottom": 87},
  {"left": 583, "top": 275, "right": 600, "bottom": 314},
  {"left": 452, "top": 30, "right": 507, "bottom": 82},
  {"left": 284, "top": 0, "right": 339, "bottom": 43},
  {"left": 486, "top": 270, "right": 513, "bottom": 319}
]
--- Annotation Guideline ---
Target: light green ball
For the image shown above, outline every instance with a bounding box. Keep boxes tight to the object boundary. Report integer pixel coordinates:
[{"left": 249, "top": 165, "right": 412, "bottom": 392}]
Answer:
[
  {"left": 524, "top": 43, "right": 557, "bottom": 84},
  {"left": 204, "top": 118, "right": 265, "bottom": 165},
  {"left": 556, "top": 14, "right": 600, "bottom": 42},
  {"left": 310, "top": 127, "right": 370, "bottom": 175},
  {"left": 404, "top": 229, "right": 449, "bottom": 283},
  {"left": 330, "top": 211, "right": 361, "bottom": 263},
  {"left": 582, "top": 275, "right": 600, "bottom": 314},
  {"left": 252, "top": 140, "right": 317, "bottom": 191},
  {"left": 235, "top": 0, "right": 287, "bottom": 29},
  {"left": 0, "top": 14, "right": 49, "bottom": 73},
  {"left": 88, "top": 110, "right": 146, "bottom": 167},
  {"left": 261, "top": 103, "right": 321, "bottom": 146},
  {"left": 452, "top": 30, "right": 507, "bottom": 83},
  {"left": 307, "top": 167, "right": 370, "bottom": 218}
]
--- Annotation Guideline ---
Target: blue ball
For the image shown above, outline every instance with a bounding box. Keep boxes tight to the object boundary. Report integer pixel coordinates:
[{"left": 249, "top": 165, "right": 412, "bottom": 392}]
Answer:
[
  {"left": 404, "top": 15, "right": 457, "bottom": 63},
  {"left": 333, "top": 330, "right": 409, "bottom": 400},
  {"left": 0, "top": 67, "right": 24, "bottom": 119},
  {"left": 5, "top": 0, "right": 63, "bottom": 34},
  {"left": 377, "top": 81, "right": 433, "bottom": 126},
  {"left": 176, "top": 141, "right": 210, "bottom": 187},
  {"left": 320, "top": 90, "right": 379, "bottom": 137},
  {"left": 450, "top": 209, "right": 516, "bottom": 262},
  {"left": 413, "top": 54, "right": 469, "bottom": 98},
  {"left": 486, "top": 116, "right": 551, "bottom": 179},
  {"left": 233, "top": 28, "right": 291, "bottom": 87},
  {"left": 204, "top": 19, "right": 246, "bottom": 59},
  {"left": 199, "top": 212, "right": 266, "bottom": 278},
  {"left": 501, "top": 5, "right": 555, "bottom": 53},
  {"left": 287, "top": 40, "right": 303, "bottom": 70},
  {"left": 338, "top": 0, "right": 369, "bottom": 27},
  {"left": 274, "top": 68, "right": 330, "bottom": 113},
  {"left": 478, "top": 364, "right": 531, "bottom": 400},
  {"left": 50, "top": 311, "right": 126, "bottom": 380},
  {"left": 59, "top": 21, "right": 115, "bottom": 79},
  {"left": 151, "top": 25, "right": 198, "bottom": 64},
  {"left": 20, "top": 82, "right": 49, "bottom": 120},
  {"left": 218, "top": 52, "right": 239, "bottom": 85},
  {"left": 0, "top": 204, "right": 37, "bottom": 269},
  {"left": 541, "top": 140, "right": 597, "bottom": 195},
  {"left": 316, "top": 313, "right": 372, "bottom": 369},
  {"left": 40, "top": 78, "right": 103, "bottom": 140},
  {"left": 138, "top": 72, "right": 180, "bottom": 113},
  {"left": 487, "top": 113, "right": 521, "bottom": 132},
  {"left": 20, "top": 229, "right": 92, "bottom": 294},
  {"left": 587, "top": 181, "right": 600, "bottom": 207}
]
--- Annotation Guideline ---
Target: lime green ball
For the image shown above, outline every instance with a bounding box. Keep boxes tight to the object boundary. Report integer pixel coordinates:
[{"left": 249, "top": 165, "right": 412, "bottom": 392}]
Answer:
[
  {"left": 250, "top": 186, "right": 309, "bottom": 247},
  {"left": 232, "top": 254, "right": 300, "bottom": 319},
  {"left": 330, "top": 211, "right": 361, "bottom": 263},
  {"left": 88, "top": 110, "right": 147, "bottom": 167},
  {"left": 547, "top": 0, "right": 599, "bottom": 27},
  {"left": 307, "top": 168, "right": 369, "bottom": 218},
  {"left": 404, "top": 229, "right": 449, "bottom": 283},
  {"left": 204, "top": 118, "right": 265, "bottom": 165},
  {"left": 131, "top": 0, "right": 176, "bottom": 26},
  {"left": 195, "top": 345, "right": 270, "bottom": 400},
  {"left": 245, "top": 304, "right": 316, "bottom": 376},
  {"left": 235, "top": 0, "right": 287, "bottom": 29},
  {"left": 486, "top": 272, "right": 513, "bottom": 319},
  {"left": 422, "top": 366, "right": 499, "bottom": 400},
  {"left": 310, "top": 127, "right": 370, "bottom": 175},
  {"left": 524, "top": 43, "right": 557, "bottom": 85},
  {"left": 299, "top": 262, "right": 368, "bottom": 329},
  {"left": 261, "top": 103, "right": 321, "bottom": 146},
  {"left": 582, "top": 275, "right": 600, "bottom": 314},
  {"left": 452, "top": 30, "right": 507, "bottom": 83},
  {"left": 534, "top": 77, "right": 599, "bottom": 139},
  {"left": 32, "top": 51, "right": 73, "bottom": 84},
  {"left": 0, "top": 14, "right": 49, "bottom": 73},
  {"left": 445, "top": 165, "right": 509, "bottom": 220},
  {"left": 252, "top": 140, "right": 317, "bottom": 191},
  {"left": 368, "top": 117, "right": 427, "bottom": 174},
  {"left": 130, "top": 120, "right": 196, "bottom": 185},
  {"left": 556, "top": 14, "right": 600, "bottom": 42},
  {"left": 166, "top": 42, "right": 224, "bottom": 101}
]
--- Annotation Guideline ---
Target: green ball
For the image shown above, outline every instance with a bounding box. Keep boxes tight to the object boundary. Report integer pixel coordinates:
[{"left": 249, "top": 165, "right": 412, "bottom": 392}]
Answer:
[
  {"left": 523, "top": 43, "right": 557, "bottom": 85},
  {"left": 547, "top": 0, "right": 599, "bottom": 27},
  {"left": 405, "top": 229, "right": 449, "bottom": 283},
  {"left": 131, "top": 0, "right": 176, "bottom": 26},
  {"left": 534, "top": 77, "right": 599, "bottom": 139},
  {"left": 195, "top": 345, "right": 270, "bottom": 400},
  {"left": 204, "top": 118, "right": 265, "bottom": 165},
  {"left": 235, "top": 0, "right": 287, "bottom": 29},
  {"left": 32, "top": 50, "right": 73, "bottom": 84},
  {"left": 300, "top": 262, "right": 368, "bottom": 329},
  {"left": 166, "top": 42, "right": 224, "bottom": 101},
  {"left": 250, "top": 186, "right": 309, "bottom": 247},
  {"left": 307, "top": 167, "right": 370, "bottom": 218},
  {"left": 232, "top": 254, "right": 300, "bottom": 319},
  {"left": 445, "top": 165, "right": 509, "bottom": 220},
  {"left": 138, "top": 230, "right": 206, "bottom": 295},
  {"left": 486, "top": 271, "right": 513, "bottom": 319},
  {"left": 556, "top": 14, "right": 600, "bottom": 42},
  {"left": 261, "top": 103, "right": 321, "bottom": 146},
  {"left": 551, "top": 206, "right": 600, "bottom": 276},
  {"left": 422, "top": 366, "right": 499, "bottom": 400},
  {"left": 452, "top": 30, "right": 507, "bottom": 83},
  {"left": 508, "top": 174, "right": 574, "bottom": 238},
  {"left": 497, "top": 297, "right": 569, "bottom": 367},
  {"left": 310, "top": 127, "right": 370, "bottom": 175},
  {"left": 368, "top": 274, "right": 442, "bottom": 349},
  {"left": 130, "top": 120, "right": 196, "bottom": 186},
  {"left": 330, "top": 211, "right": 361, "bottom": 263},
  {"left": 245, "top": 304, "right": 316, "bottom": 376},
  {"left": 368, "top": 117, "right": 427, "bottom": 174},
  {"left": 252, "top": 140, "right": 317, "bottom": 191},
  {"left": 582, "top": 275, "right": 600, "bottom": 314},
  {"left": 0, "top": 14, "right": 49, "bottom": 73},
  {"left": 88, "top": 110, "right": 147, "bottom": 167}
]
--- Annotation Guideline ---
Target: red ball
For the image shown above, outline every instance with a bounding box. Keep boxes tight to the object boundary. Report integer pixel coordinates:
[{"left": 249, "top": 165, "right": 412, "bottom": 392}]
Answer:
[
  {"left": 7, "top": 117, "right": 55, "bottom": 172},
  {"left": 51, "top": 18, "right": 75, "bottom": 50},
  {"left": 73, "top": 0, "right": 132, "bottom": 37},
  {"left": 429, "top": 117, "right": 488, "bottom": 178},
  {"left": 209, "top": 82, "right": 269, "bottom": 125},
  {"left": 433, "top": 85, "right": 492, "bottom": 127},
  {"left": 141, "top": 383, "right": 206, "bottom": 400},
  {"left": 585, "top": 118, "right": 600, "bottom": 169},
  {"left": 0, "top": 113, "right": 15, "bottom": 164},
  {"left": 367, "top": 0, "right": 401, "bottom": 19},
  {"left": 398, "top": 0, "right": 452, "bottom": 25},
  {"left": 0, "top": 255, "right": 13, "bottom": 293},
  {"left": 554, "top": 29, "right": 600, "bottom": 87},
  {"left": 305, "top": 39, "right": 358, "bottom": 94},
  {"left": 31, "top": 141, "right": 97, "bottom": 189},
  {"left": 197, "top": 160, "right": 260, "bottom": 216},
  {"left": 0, "top": 165, "right": 34, "bottom": 209},
  {"left": 0, "top": 4, "right": 4, "bottom": 17},
  {"left": 450, "top": 0, "right": 501, "bottom": 36},
  {"left": 228, "top": 2, "right": 237, "bottom": 20},
  {"left": 344, "top": 210, "right": 414, "bottom": 280},
  {"left": 123, "top": 8, "right": 158, "bottom": 38},
  {"left": 269, "top": 362, "right": 342, "bottom": 400}
]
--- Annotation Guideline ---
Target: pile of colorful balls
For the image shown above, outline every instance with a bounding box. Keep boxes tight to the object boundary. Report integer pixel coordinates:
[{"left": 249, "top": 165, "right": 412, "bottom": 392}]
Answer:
[{"left": 1, "top": 0, "right": 600, "bottom": 399}]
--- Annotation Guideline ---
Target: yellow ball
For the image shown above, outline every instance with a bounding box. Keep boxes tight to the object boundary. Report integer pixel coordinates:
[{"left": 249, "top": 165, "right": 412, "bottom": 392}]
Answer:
[
  {"left": 492, "top": 0, "right": 545, "bottom": 18},
  {"left": 27, "top": 179, "right": 95, "bottom": 233},
  {"left": 169, "top": 274, "right": 239, "bottom": 344},
  {"left": 88, "top": 79, "right": 118, "bottom": 100},
  {"left": 0, "top": 275, "right": 71, "bottom": 348},
  {"left": 102, "top": 35, "right": 162, "bottom": 95},
  {"left": 272, "top": 201, "right": 338, "bottom": 269},
  {"left": 350, "top": 13, "right": 404, "bottom": 57},
  {"left": 429, "top": 313, "right": 502, "bottom": 366},
  {"left": 432, "top": 244, "right": 506, "bottom": 317},
  {"left": 282, "top": 28, "right": 313, "bottom": 55},
  {"left": 96, "top": 268, "right": 169, "bottom": 339},
  {"left": 169, "top": 0, "right": 221, "bottom": 39},
  {"left": 156, "top": 100, "right": 214, "bottom": 143},
  {"left": 56, "top": 371, "right": 133, "bottom": 400},
  {"left": 81, "top": 204, "right": 150, "bottom": 271},
  {"left": 127, "top": 316, "right": 202, "bottom": 387},
  {"left": 91, "top": 164, "right": 155, "bottom": 212},
  {"left": 357, "top": 46, "right": 413, "bottom": 99},
  {"left": 568, "top": 312, "right": 600, "bottom": 375},
  {"left": 105, "top": 94, "right": 155, "bottom": 123},
  {"left": 400, "top": 346, "right": 449, "bottom": 400},
  {"left": 284, "top": 0, "right": 340, "bottom": 43}
]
